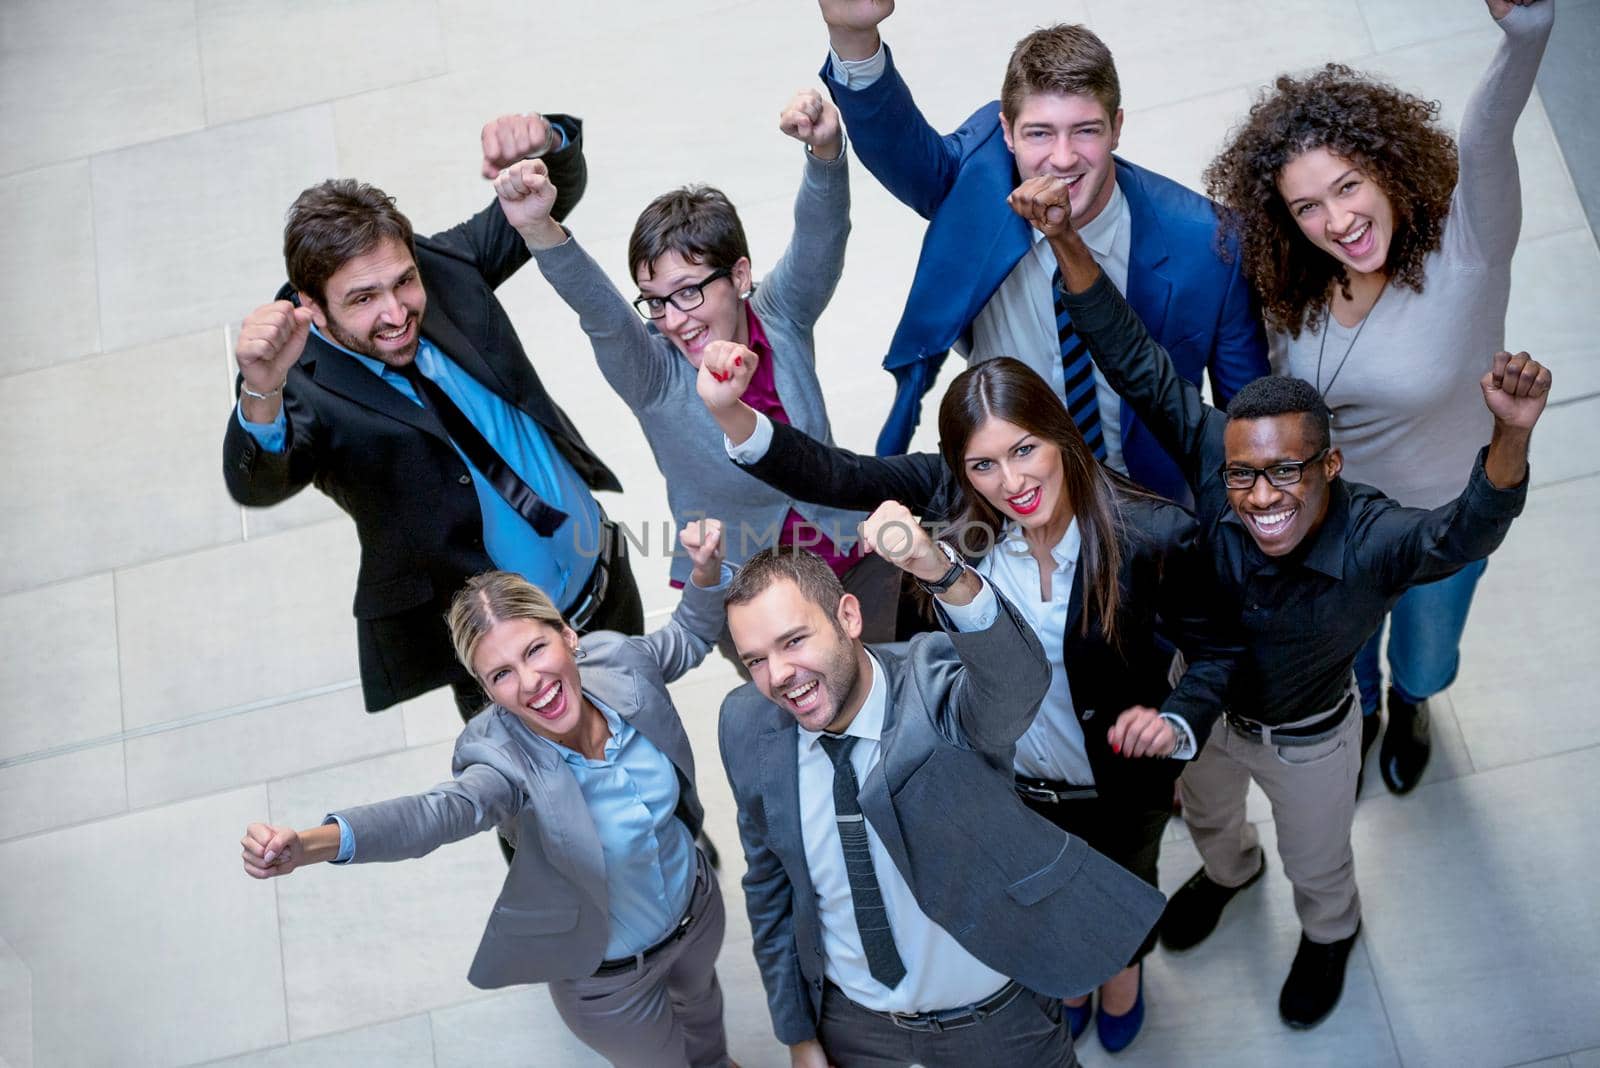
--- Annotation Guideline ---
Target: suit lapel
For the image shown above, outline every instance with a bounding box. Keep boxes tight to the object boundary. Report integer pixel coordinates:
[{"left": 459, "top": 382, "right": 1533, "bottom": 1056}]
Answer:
[
  {"left": 504, "top": 716, "right": 608, "bottom": 904},
  {"left": 590, "top": 666, "right": 697, "bottom": 783},
  {"left": 758, "top": 716, "right": 816, "bottom": 894},
  {"left": 857, "top": 654, "right": 912, "bottom": 876},
  {"left": 303, "top": 338, "right": 447, "bottom": 442},
  {"left": 421, "top": 301, "right": 519, "bottom": 402},
  {"left": 1117, "top": 161, "right": 1174, "bottom": 440}
]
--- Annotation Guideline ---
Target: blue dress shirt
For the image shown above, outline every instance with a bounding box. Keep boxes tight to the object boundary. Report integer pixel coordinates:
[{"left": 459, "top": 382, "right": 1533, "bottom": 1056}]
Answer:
[{"left": 238, "top": 327, "right": 602, "bottom": 609}]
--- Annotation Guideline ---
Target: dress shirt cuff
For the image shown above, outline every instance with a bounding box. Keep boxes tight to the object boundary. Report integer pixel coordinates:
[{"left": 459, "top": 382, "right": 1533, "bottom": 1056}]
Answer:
[
  {"left": 1160, "top": 713, "right": 1198, "bottom": 760},
  {"left": 236, "top": 403, "right": 287, "bottom": 453},
  {"left": 827, "top": 43, "right": 886, "bottom": 88},
  {"left": 724, "top": 409, "right": 775, "bottom": 464},
  {"left": 323, "top": 814, "right": 356, "bottom": 864},
  {"left": 689, "top": 561, "right": 737, "bottom": 591},
  {"left": 934, "top": 573, "right": 998, "bottom": 632}
]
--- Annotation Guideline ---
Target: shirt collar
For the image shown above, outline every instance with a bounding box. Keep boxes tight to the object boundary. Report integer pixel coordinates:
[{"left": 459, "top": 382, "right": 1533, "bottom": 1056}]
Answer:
[
  {"left": 798, "top": 649, "right": 886, "bottom": 752},
  {"left": 537, "top": 696, "right": 627, "bottom": 766},
  {"left": 999, "top": 517, "right": 1082, "bottom": 572},
  {"left": 311, "top": 322, "right": 437, "bottom": 378},
  {"left": 1030, "top": 177, "right": 1126, "bottom": 260},
  {"left": 744, "top": 302, "right": 774, "bottom": 359},
  {"left": 1221, "top": 481, "right": 1350, "bottom": 580}
]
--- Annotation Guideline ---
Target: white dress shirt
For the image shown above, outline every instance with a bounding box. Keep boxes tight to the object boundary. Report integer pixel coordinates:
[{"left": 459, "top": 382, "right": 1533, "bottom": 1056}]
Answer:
[
  {"left": 968, "top": 183, "right": 1132, "bottom": 476},
  {"left": 797, "top": 611, "right": 1010, "bottom": 1013}
]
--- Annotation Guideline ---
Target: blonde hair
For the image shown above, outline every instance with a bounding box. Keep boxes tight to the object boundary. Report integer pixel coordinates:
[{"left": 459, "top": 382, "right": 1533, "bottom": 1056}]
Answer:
[{"left": 447, "top": 571, "right": 566, "bottom": 679}]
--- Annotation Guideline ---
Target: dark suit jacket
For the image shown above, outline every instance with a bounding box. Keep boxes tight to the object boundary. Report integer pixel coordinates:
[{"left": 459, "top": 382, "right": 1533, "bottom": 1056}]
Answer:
[
  {"left": 718, "top": 592, "right": 1167, "bottom": 1045},
  {"left": 822, "top": 48, "right": 1269, "bottom": 502},
  {"left": 737, "top": 419, "right": 1238, "bottom": 761},
  {"left": 222, "top": 117, "right": 618, "bottom": 712}
]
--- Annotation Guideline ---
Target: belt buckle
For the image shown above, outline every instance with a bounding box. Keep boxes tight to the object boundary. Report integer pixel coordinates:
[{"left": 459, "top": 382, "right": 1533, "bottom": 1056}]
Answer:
[
  {"left": 889, "top": 1010, "right": 938, "bottom": 1033},
  {"left": 1015, "top": 782, "right": 1059, "bottom": 804}
]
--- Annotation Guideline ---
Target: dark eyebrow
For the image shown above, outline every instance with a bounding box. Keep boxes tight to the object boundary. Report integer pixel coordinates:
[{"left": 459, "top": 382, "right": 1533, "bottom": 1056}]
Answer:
[{"left": 965, "top": 433, "right": 1033, "bottom": 464}]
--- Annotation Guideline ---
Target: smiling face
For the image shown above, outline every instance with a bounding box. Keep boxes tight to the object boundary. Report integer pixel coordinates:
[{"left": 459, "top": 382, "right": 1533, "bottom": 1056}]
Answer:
[
  {"left": 1276, "top": 146, "right": 1397, "bottom": 279},
  {"left": 1002, "top": 91, "right": 1122, "bottom": 226},
  {"left": 961, "top": 415, "right": 1070, "bottom": 533},
  {"left": 728, "top": 578, "right": 868, "bottom": 734},
  {"left": 634, "top": 250, "right": 751, "bottom": 367},
  {"left": 471, "top": 616, "right": 589, "bottom": 746},
  {"left": 1222, "top": 414, "right": 1342, "bottom": 557},
  {"left": 302, "top": 237, "right": 427, "bottom": 367}
]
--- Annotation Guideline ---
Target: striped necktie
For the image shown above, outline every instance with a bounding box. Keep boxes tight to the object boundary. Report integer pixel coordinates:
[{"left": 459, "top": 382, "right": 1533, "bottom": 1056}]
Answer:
[
  {"left": 817, "top": 733, "right": 907, "bottom": 989},
  {"left": 1052, "top": 267, "right": 1108, "bottom": 462}
]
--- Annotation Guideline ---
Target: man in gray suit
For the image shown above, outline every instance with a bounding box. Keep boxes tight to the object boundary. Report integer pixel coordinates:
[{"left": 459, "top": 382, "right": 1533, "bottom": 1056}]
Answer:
[{"left": 719, "top": 503, "right": 1167, "bottom": 1067}]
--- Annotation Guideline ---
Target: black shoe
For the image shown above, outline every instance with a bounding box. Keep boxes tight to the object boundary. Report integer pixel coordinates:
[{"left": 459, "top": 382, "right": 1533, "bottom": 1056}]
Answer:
[
  {"left": 1159, "top": 853, "right": 1267, "bottom": 952},
  {"left": 1279, "top": 925, "right": 1360, "bottom": 1029},
  {"left": 1380, "top": 687, "right": 1431, "bottom": 795},
  {"left": 1356, "top": 711, "right": 1381, "bottom": 800}
]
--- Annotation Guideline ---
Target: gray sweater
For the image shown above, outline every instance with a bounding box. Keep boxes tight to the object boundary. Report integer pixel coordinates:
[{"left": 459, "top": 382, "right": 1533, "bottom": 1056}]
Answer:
[
  {"left": 1273, "top": 1, "right": 1553, "bottom": 509},
  {"left": 534, "top": 147, "right": 865, "bottom": 584}
]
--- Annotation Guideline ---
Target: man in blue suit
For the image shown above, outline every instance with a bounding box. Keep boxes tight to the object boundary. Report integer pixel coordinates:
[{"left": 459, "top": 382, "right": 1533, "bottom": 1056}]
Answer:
[{"left": 817, "top": 1, "right": 1268, "bottom": 502}]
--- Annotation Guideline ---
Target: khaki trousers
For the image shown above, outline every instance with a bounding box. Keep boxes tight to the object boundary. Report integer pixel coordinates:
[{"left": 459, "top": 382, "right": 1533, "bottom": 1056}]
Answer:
[{"left": 1178, "top": 694, "right": 1363, "bottom": 943}]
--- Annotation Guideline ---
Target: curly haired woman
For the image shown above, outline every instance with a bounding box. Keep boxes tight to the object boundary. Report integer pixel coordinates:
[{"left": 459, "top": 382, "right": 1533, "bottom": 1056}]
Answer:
[{"left": 1204, "top": 0, "right": 1553, "bottom": 795}]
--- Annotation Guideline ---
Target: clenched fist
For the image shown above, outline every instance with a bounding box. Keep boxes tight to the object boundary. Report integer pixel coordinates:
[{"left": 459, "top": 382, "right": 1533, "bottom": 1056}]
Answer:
[
  {"left": 859, "top": 501, "right": 945, "bottom": 582},
  {"left": 492, "top": 158, "right": 566, "bottom": 249},
  {"left": 235, "top": 299, "right": 312, "bottom": 417},
  {"left": 1480, "top": 349, "right": 1551, "bottom": 430},
  {"left": 779, "top": 89, "right": 844, "bottom": 161},
  {"left": 1007, "top": 175, "right": 1077, "bottom": 240},
  {"left": 480, "top": 112, "right": 556, "bottom": 179},
  {"left": 679, "top": 517, "right": 726, "bottom": 588}
]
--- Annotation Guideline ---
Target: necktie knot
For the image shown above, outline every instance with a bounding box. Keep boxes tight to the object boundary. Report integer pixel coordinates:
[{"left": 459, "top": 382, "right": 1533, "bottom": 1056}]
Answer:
[{"left": 818, "top": 732, "right": 858, "bottom": 768}]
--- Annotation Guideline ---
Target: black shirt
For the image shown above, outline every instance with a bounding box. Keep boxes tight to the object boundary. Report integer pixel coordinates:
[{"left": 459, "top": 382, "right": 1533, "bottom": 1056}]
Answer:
[{"left": 1063, "top": 272, "right": 1528, "bottom": 724}]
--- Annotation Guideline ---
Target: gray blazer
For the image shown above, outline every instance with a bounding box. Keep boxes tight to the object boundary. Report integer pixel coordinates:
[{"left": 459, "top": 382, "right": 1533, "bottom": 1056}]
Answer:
[
  {"left": 718, "top": 589, "right": 1168, "bottom": 1045},
  {"left": 331, "top": 574, "right": 727, "bottom": 990},
  {"left": 531, "top": 145, "right": 866, "bottom": 585}
]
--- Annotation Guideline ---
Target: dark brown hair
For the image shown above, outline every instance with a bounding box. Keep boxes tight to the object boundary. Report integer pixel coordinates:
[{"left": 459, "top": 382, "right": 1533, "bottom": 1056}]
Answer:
[
  {"left": 627, "top": 185, "right": 750, "bottom": 281},
  {"left": 727, "top": 547, "right": 845, "bottom": 626},
  {"left": 283, "top": 179, "right": 416, "bottom": 307},
  {"left": 1204, "top": 64, "right": 1458, "bottom": 337},
  {"left": 938, "top": 358, "right": 1154, "bottom": 648},
  {"left": 1001, "top": 24, "right": 1120, "bottom": 123}
]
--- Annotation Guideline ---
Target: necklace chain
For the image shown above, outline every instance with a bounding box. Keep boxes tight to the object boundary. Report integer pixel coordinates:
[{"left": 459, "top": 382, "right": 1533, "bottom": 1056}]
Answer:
[{"left": 1314, "top": 286, "right": 1385, "bottom": 415}]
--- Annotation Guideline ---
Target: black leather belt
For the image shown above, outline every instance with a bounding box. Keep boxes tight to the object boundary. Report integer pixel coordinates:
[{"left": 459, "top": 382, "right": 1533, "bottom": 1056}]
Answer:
[
  {"left": 591, "top": 908, "right": 693, "bottom": 977},
  {"left": 564, "top": 516, "right": 622, "bottom": 632},
  {"left": 1013, "top": 776, "right": 1099, "bottom": 805},
  {"left": 834, "top": 979, "right": 1026, "bottom": 1032},
  {"left": 1226, "top": 692, "right": 1355, "bottom": 747}
]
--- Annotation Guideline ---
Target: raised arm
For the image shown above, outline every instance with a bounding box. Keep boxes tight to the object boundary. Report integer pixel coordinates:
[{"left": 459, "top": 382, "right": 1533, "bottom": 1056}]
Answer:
[
  {"left": 1452, "top": 0, "right": 1554, "bottom": 263},
  {"left": 223, "top": 299, "right": 320, "bottom": 506},
  {"left": 697, "top": 341, "right": 953, "bottom": 517},
  {"left": 757, "top": 90, "right": 852, "bottom": 331},
  {"left": 859, "top": 502, "right": 1051, "bottom": 753},
  {"left": 1012, "top": 175, "right": 1230, "bottom": 493},
  {"left": 625, "top": 520, "right": 732, "bottom": 683}
]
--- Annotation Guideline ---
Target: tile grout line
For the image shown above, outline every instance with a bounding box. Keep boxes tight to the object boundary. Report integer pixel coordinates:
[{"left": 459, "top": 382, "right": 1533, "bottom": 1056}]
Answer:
[
  {"left": 1364, "top": 935, "right": 1407, "bottom": 1068},
  {"left": 112, "top": 568, "right": 131, "bottom": 813}
]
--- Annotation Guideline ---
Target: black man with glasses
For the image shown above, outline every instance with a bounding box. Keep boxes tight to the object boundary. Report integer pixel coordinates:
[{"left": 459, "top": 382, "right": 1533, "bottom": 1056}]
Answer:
[
  {"left": 1008, "top": 171, "right": 1551, "bottom": 1031},
  {"left": 491, "top": 89, "right": 902, "bottom": 665}
]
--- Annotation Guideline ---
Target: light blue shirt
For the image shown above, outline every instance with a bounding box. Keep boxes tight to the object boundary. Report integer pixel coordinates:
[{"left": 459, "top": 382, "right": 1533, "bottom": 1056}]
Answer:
[{"left": 238, "top": 328, "right": 602, "bottom": 609}]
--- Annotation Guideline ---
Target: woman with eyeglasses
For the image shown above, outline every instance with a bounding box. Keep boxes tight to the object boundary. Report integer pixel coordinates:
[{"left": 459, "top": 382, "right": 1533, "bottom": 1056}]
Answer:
[
  {"left": 1203, "top": 0, "right": 1553, "bottom": 794},
  {"left": 697, "top": 347, "right": 1239, "bottom": 1052},
  {"left": 241, "top": 521, "right": 740, "bottom": 1068},
  {"left": 481, "top": 88, "right": 898, "bottom": 665}
]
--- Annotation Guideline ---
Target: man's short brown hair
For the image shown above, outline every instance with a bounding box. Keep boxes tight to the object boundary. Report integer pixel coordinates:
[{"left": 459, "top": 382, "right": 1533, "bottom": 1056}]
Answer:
[
  {"left": 1000, "top": 24, "right": 1121, "bottom": 123},
  {"left": 726, "top": 546, "right": 845, "bottom": 623},
  {"left": 283, "top": 179, "right": 416, "bottom": 306},
  {"left": 627, "top": 185, "right": 750, "bottom": 281}
]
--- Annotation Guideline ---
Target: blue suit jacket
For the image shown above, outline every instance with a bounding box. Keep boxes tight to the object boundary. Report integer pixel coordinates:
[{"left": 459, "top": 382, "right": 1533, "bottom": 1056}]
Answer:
[{"left": 823, "top": 49, "right": 1268, "bottom": 502}]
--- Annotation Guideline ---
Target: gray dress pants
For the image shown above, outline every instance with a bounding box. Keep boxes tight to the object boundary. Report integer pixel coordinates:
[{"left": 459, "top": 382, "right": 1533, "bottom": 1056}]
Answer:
[{"left": 817, "top": 982, "right": 1079, "bottom": 1068}]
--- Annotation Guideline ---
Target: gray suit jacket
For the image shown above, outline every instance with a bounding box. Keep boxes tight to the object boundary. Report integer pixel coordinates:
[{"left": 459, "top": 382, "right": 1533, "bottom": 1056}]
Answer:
[
  {"left": 531, "top": 145, "right": 866, "bottom": 584},
  {"left": 332, "top": 573, "right": 727, "bottom": 989},
  {"left": 718, "top": 588, "right": 1167, "bottom": 1045}
]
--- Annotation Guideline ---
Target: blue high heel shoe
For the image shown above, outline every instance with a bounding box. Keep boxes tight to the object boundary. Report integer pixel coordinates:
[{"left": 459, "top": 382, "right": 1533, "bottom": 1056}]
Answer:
[
  {"left": 1095, "top": 966, "right": 1145, "bottom": 1052},
  {"left": 1063, "top": 995, "right": 1094, "bottom": 1040}
]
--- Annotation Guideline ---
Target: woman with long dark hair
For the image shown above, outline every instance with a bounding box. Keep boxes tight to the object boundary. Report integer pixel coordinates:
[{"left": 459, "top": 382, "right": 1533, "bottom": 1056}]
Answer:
[
  {"left": 698, "top": 343, "right": 1237, "bottom": 1052},
  {"left": 1203, "top": 0, "right": 1553, "bottom": 792}
]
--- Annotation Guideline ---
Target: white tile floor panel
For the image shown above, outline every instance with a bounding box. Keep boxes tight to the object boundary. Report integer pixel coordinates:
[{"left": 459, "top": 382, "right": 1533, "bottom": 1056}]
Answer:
[{"left": 1, "top": 1, "right": 1595, "bottom": 1065}]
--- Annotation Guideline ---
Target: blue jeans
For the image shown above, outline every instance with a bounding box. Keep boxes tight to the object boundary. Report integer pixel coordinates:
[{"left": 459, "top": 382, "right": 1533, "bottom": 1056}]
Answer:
[{"left": 1356, "top": 558, "right": 1489, "bottom": 715}]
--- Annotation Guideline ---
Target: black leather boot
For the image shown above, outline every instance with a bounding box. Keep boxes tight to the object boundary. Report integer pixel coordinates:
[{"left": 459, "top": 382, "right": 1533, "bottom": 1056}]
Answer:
[
  {"left": 1380, "top": 686, "right": 1431, "bottom": 794},
  {"left": 1159, "top": 853, "right": 1267, "bottom": 951},
  {"left": 1279, "top": 925, "right": 1360, "bottom": 1029}
]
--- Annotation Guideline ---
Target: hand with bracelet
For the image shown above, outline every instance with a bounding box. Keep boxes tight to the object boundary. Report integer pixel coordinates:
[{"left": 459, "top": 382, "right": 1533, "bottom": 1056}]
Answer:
[{"left": 234, "top": 298, "right": 313, "bottom": 423}]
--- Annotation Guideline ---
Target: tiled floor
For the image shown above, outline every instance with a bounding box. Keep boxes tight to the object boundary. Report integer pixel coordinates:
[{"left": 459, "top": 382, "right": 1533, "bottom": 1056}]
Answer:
[{"left": 1, "top": 2, "right": 1596, "bottom": 1066}]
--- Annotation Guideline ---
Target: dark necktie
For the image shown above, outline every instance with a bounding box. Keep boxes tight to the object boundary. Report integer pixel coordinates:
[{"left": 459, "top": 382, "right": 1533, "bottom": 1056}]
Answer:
[
  {"left": 396, "top": 360, "right": 568, "bottom": 537},
  {"left": 1052, "top": 267, "right": 1108, "bottom": 462},
  {"left": 817, "top": 733, "right": 907, "bottom": 990}
]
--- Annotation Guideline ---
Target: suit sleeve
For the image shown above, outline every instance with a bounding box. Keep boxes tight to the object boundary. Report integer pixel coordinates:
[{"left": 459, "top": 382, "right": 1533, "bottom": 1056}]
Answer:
[
  {"left": 753, "top": 145, "right": 852, "bottom": 332},
  {"left": 1205, "top": 236, "right": 1270, "bottom": 407},
  {"left": 624, "top": 564, "right": 732, "bottom": 684},
  {"left": 328, "top": 754, "right": 522, "bottom": 864},
  {"left": 429, "top": 113, "right": 588, "bottom": 291},
  {"left": 718, "top": 702, "right": 817, "bottom": 1045},
  {"left": 1062, "top": 271, "right": 1229, "bottom": 496},
  {"left": 821, "top": 47, "right": 968, "bottom": 220},
  {"left": 931, "top": 580, "right": 1052, "bottom": 754},
  {"left": 737, "top": 419, "right": 952, "bottom": 518},
  {"left": 221, "top": 376, "right": 319, "bottom": 506}
]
